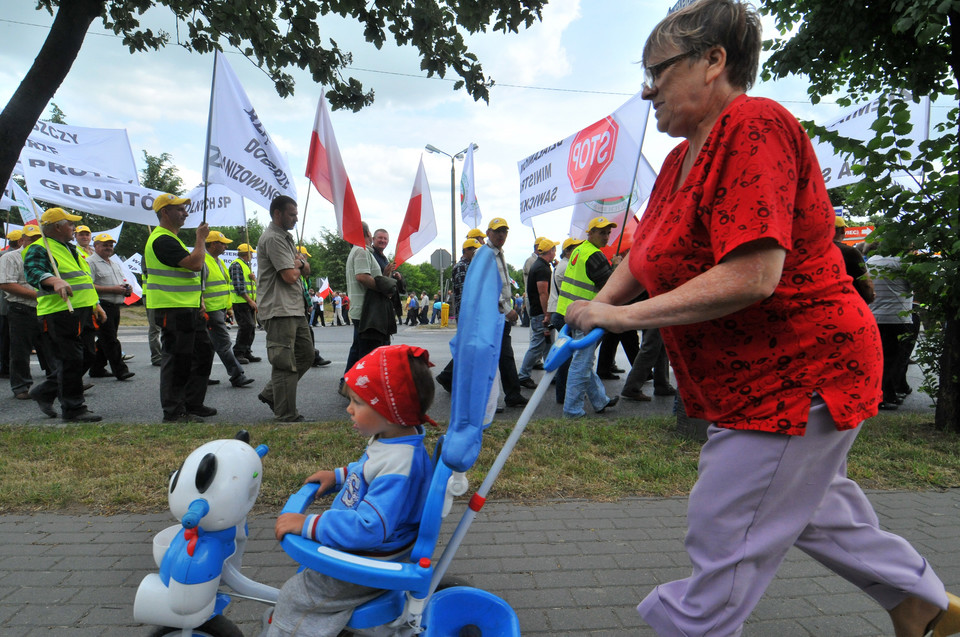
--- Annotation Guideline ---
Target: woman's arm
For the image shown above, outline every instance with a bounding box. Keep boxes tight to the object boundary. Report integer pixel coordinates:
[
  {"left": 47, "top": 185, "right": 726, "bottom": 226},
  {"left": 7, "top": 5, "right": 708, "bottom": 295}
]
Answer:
[{"left": 566, "top": 239, "right": 786, "bottom": 333}]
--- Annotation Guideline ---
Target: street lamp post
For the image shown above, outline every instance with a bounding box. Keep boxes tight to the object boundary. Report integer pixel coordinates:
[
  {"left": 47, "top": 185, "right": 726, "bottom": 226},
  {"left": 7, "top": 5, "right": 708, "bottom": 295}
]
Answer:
[{"left": 424, "top": 143, "right": 478, "bottom": 271}]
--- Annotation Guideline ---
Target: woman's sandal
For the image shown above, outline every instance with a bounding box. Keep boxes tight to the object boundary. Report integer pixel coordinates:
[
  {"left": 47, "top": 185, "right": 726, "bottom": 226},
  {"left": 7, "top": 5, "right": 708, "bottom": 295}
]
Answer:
[{"left": 930, "top": 592, "right": 960, "bottom": 637}]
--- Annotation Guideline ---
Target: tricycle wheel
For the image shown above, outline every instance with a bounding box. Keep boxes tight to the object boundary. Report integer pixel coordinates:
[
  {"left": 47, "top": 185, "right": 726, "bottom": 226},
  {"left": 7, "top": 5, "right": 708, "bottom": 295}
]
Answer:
[{"left": 147, "top": 615, "right": 243, "bottom": 637}]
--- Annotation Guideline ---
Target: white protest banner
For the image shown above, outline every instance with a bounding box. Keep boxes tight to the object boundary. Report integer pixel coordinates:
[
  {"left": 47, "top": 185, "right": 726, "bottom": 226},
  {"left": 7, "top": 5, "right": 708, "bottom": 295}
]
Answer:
[
  {"left": 204, "top": 52, "right": 296, "bottom": 210},
  {"left": 812, "top": 90, "right": 929, "bottom": 188},
  {"left": 459, "top": 143, "right": 481, "bottom": 228},
  {"left": 220, "top": 250, "right": 258, "bottom": 273},
  {"left": 124, "top": 253, "right": 143, "bottom": 275},
  {"left": 569, "top": 153, "right": 658, "bottom": 241},
  {"left": 517, "top": 92, "right": 650, "bottom": 223},
  {"left": 4, "top": 178, "right": 40, "bottom": 225},
  {"left": 184, "top": 183, "right": 247, "bottom": 227},
  {"left": 17, "top": 120, "right": 138, "bottom": 183},
  {"left": 21, "top": 150, "right": 161, "bottom": 224}
]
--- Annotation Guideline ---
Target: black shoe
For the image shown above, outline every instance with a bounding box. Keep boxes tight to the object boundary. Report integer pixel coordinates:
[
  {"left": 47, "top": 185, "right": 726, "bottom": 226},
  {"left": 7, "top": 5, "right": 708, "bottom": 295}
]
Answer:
[
  {"left": 62, "top": 408, "right": 102, "bottom": 423},
  {"left": 231, "top": 376, "right": 255, "bottom": 388},
  {"left": 82, "top": 383, "right": 94, "bottom": 391},
  {"left": 258, "top": 393, "right": 275, "bottom": 411},
  {"left": 151, "top": 360, "right": 161, "bottom": 367},
  {"left": 29, "top": 387, "right": 57, "bottom": 418},
  {"left": 597, "top": 395, "right": 619, "bottom": 414},
  {"left": 597, "top": 372, "right": 620, "bottom": 380},
  {"left": 436, "top": 374, "right": 452, "bottom": 394},
  {"left": 116, "top": 371, "right": 136, "bottom": 381},
  {"left": 653, "top": 386, "right": 677, "bottom": 396},
  {"left": 532, "top": 363, "right": 544, "bottom": 370},
  {"left": 313, "top": 357, "right": 331, "bottom": 367},
  {"left": 611, "top": 366, "right": 626, "bottom": 374},
  {"left": 236, "top": 356, "right": 250, "bottom": 364},
  {"left": 122, "top": 353, "right": 135, "bottom": 361},
  {"left": 505, "top": 395, "right": 528, "bottom": 408},
  {"left": 878, "top": 401, "right": 900, "bottom": 411},
  {"left": 207, "top": 379, "right": 221, "bottom": 386},
  {"left": 275, "top": 414, "right": 305, "bottom": 423},
  {"left": 246, "top": 355, "right": 262, "bottom": 363},
  {"left": 186, "top": 405, "right": 218, "bottom": 417},
  {"left": 621, "top": 388, "right": 652, "bottom": 402},
  {"left": 518, "top": 377, "right": 537, "bottom": 390},
  {"left": 163, "top": 412, "right": 201, "bottom": 423},
  {"left": 88, "top": 370, "right": 113, "bottom": 378}
]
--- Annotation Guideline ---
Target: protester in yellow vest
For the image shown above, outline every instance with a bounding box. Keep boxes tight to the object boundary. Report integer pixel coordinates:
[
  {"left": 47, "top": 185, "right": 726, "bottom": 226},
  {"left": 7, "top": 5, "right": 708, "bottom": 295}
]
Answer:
[
  {"left": 22, "top": 208, "right": 106, "bottom": 422},
  {"left": 230, "top": 242, "right": 260, "bottom": 364},
  {"left": 557, "top": 216, "right": 619, "bottom": 418},
  {"left": 145, "top": 193, "right": 215, "bottom": 422},
  {"left": 203, "top": 231, "right": 254, "bottom": 388}
]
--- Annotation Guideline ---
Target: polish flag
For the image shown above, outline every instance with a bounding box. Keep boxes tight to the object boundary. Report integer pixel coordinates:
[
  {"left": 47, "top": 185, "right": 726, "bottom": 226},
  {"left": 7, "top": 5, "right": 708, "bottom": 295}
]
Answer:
[
  {"left": 394, "top": 158, "right": 437, "bottom": 266},
  {"left": 305, "top": 93, "right": 365, "bottom": 247},
  {"left": 317, "top": 277, "right": 331, "bottom": 299}
]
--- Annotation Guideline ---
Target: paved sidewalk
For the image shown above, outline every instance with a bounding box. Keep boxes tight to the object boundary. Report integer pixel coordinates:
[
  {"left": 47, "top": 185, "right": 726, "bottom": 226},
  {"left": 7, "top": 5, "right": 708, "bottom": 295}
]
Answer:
[{"left": 1, "top": 489, "right": 959, "bottom": 636}]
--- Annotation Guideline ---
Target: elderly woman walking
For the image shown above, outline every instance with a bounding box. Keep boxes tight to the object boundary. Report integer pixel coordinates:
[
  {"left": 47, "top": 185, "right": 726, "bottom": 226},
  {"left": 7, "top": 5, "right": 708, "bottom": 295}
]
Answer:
[{"left": 565, "top": 1, "right": 960, "bottom": 635}]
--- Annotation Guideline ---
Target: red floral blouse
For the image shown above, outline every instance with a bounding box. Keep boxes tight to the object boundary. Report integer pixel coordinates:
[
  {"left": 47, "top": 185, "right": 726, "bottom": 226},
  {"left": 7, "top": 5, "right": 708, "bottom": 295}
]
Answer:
[{"left": 629, "top": 95, "right": 881, "bottom": 434}]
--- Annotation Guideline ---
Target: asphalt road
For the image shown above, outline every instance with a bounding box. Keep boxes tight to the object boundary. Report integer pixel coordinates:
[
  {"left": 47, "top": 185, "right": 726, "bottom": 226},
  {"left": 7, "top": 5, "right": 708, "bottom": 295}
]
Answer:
[{"left": 0, "top": 321, "right": 933, "bottom": 426}]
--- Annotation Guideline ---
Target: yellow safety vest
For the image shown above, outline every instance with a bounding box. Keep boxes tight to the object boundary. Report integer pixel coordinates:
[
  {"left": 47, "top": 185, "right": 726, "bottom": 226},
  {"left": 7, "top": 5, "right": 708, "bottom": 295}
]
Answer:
[
  {"left": 202, "top": 254, "right": 232, "bottom": 312},
  {"left": 229, "top": 258, "right": 257, "bottom": 304},
  {"left": 26, "top": 240, "right": 99, "bottom": 316},
  {"left": 556, "top": 241, "right": 602, "bottom": 315},
  {"left": 144, "top": 227, "right": 202, "bottom": 309}
]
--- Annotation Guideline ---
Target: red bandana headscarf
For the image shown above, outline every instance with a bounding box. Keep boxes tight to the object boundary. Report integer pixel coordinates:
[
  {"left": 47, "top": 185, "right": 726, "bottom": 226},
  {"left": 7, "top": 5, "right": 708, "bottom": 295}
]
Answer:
[{"left": 343, "top": 344, "right": 437, "bottom": 427}]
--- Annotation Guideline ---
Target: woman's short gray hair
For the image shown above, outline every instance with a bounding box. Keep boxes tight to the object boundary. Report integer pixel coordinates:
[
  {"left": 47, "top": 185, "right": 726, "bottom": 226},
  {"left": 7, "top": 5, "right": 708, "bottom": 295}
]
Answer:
[{"left": 643, "top": 0, "right": 762, "bottom": 91}]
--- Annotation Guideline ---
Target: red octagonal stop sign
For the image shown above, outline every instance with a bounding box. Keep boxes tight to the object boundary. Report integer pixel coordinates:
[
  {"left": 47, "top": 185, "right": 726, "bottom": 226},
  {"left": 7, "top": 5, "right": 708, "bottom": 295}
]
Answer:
[{"left": 567, "top": 116, "right": 619, "bottom": 193}]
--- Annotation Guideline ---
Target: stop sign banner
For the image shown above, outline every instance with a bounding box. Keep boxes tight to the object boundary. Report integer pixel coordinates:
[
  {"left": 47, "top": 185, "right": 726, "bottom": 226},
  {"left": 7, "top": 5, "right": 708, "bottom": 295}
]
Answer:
[{"left": 516, "top": 91, "right": 650, "bottom": 224}]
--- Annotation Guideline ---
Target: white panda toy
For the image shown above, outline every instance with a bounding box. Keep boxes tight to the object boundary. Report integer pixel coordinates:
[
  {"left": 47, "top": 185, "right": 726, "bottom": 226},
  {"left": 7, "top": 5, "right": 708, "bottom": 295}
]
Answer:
[{"left": 134, "top": 431, "right": 270, "bottom": 631}]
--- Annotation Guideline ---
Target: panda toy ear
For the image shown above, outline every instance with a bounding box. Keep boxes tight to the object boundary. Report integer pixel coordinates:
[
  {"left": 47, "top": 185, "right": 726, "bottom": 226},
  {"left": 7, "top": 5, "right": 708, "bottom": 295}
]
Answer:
[
  {"left": 195, "top": 453, "right": 217, "bottom": 494},
  {"left": 169, "top": 462, "right": 184, "bottom": 494},
  {"left": 235, "top": 430, "right": 250, "bottom": 444}
]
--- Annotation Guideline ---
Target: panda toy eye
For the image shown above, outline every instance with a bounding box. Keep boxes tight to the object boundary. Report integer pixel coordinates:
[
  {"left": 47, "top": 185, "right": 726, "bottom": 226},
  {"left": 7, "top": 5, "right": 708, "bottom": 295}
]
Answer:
[
  {"left": 169, "top": 462, "right": 184, "bottom": 494},
  {"left": 196, "top": 453, "right": 217, "bottom": 494}
]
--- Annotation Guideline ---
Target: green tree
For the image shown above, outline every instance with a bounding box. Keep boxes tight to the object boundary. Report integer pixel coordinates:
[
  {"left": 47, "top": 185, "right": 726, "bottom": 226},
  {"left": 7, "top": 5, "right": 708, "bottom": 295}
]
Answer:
[
  {"left": 48, "top": 102, "right": 67, "bottom": 124},
  {"left": 761, "top": 0, "right": 959, "bottom": 430},
  {"left": 141, "top": 150, "right": 183, "bottom": 195},
  {"left": 0, "top": 0, "right": 547, "bottom": 189}
]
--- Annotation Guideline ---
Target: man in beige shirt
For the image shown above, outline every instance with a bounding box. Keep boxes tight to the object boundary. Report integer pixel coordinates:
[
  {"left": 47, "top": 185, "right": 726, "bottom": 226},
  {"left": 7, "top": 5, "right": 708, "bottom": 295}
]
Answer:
[
  {"left": 86, "top": 234, "right": 134, "bottom": 381},
  {"left": 256, "top": 195, "right": 314, "bottom": 422}
]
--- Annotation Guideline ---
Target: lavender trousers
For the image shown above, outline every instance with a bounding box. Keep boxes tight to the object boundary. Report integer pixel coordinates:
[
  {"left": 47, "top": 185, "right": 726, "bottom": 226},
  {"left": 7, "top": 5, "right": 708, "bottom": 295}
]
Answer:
[{"left": 638, "top": 396, "right": 947, "bottom": 636}]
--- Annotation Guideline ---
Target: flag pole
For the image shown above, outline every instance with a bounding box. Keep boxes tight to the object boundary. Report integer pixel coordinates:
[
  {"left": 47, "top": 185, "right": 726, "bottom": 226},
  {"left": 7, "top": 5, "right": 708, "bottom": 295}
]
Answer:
[
  {"left": 201, "top": 49, "right": 219, "bottom": 226},
  {"left": 28, "top": 198, "right": 74, "bottom": 313},
  {"left": 297, "top": 184, "right": 311, "bottom": 248}
]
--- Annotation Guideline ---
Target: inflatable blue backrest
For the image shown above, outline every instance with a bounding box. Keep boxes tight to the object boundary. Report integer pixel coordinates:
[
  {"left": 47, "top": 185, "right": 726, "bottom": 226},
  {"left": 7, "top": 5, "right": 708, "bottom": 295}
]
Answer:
[{"left": 442, "top": 247, "right": 504, "bottom": 472}]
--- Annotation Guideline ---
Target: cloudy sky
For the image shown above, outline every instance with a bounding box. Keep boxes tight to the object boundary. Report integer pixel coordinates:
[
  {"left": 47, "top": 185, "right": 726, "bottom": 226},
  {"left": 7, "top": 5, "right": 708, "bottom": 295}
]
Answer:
[{"left": 2, "top": 0, "right": 848, "bottom": 267}]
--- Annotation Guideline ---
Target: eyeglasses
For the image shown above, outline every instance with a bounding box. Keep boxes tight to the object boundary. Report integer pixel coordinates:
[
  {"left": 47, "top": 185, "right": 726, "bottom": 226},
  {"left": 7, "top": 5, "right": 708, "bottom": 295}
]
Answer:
[{"left": 642, "top": 50, "right": 697, "bottom": 90}]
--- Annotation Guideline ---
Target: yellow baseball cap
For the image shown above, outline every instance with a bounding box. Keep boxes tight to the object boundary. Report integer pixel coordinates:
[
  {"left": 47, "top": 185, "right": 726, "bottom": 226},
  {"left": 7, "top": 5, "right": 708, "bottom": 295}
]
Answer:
[
  {"left": 93, "top": 233, "right": 115, "bottom": 243},
  {"left": 75, "top": 225, "right": 91, "bottom": 234},
  {"left": 236, "top": 243, "right": 256, "bottom": 253},
  {"left": 587, "top": 216, "right": 617, "bottom": 231},
  {"left": 205, "top": 230, "right": 233, "bottom": 244},
  {"left": 152, "top": 193, "right": 191, "bottom": 213},
  {"left": 467, "top": 228, "right": 486, "bottom": 239},
  {"left": 297, "top": 246, "right": 312, "bottom": 257},
  {"left": 6, "top": 229, "right": 22, "bottom": 241},
  {"left": 40, "top": 208, "right": 82, "bottom": 226},
  {"left": 562, "top": 237, "right": 584, "bottom": 252},
  {"left": 487, "top": 217, "right": 509, "bottom": 230},
  {"left": 462, "top": 238, "right": 482, "bottom": 250},
  {"left": 21, "top": 225, "right": 41, "bottom": 238},
  {"left": 537, "top": 238, "right": 559, "bottom": 253},
  {"left": 835, "top": 216, "right": 848, "bottom": 228}
]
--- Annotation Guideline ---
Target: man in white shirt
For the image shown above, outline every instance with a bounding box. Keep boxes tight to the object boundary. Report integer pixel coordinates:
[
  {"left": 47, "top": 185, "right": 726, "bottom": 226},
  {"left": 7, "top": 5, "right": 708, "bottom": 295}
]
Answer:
[{"left": 86, "top": 234, "right": 135, "bottom": 381}]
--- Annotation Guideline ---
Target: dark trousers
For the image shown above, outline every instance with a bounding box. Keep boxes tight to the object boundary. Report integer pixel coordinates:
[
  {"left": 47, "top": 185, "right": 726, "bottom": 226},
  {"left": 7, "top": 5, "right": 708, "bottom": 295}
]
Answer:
[
  {"left": 7, "top": 303, "right": 47, "bottom": 395},
  {"left": 405, "top": 308, "right": 419, "bottom": 325},
  {"left": 878, "top": 322, "right": 910, "bottom": 402},
  {"left": 206, "top": 309, "right": 244, "bottom": 381},
  {"left": 597, "top": 330, "right": 640, "bottom": 374},
  {"left": 0, "top": 311, "right": 9, "bottom": 374},
  {"left": 232, "top": 302, "right": 256, "bottom": 357},
  {"left": 34, "top": 307, "right": 96, "bottom": 416},
  {"left": 499, "top": 320, "right": 523, "bottom": 402},
  {"left": 343, "top": 322, "right": 390, "bottom": 376},
  {"left": 156, "top": 307, "right": 214, "bottom": 418},
  {"left": 92, "top": 301, "right": 129, "bottom": 377},
  {"left": 623, "top": 328, "right": 672, "bottom": 393}
]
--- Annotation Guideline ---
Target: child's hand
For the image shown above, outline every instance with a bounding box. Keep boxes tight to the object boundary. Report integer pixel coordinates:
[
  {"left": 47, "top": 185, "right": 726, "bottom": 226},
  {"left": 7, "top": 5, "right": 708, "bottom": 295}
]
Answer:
[
  {"left": 275, "top": 513, "right": 306, "bottom": 541},
  {"left": 304, "top": 469, "right": 336, "bottom": 495}
]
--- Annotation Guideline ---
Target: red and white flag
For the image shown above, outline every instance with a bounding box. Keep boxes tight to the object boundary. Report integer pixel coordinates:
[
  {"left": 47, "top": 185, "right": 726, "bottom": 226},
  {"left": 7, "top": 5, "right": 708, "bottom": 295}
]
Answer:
[
  {"left": 394, "top": 158, "right": 437, "bottom": 266},
  {"left": 317, "top": 276, "right": 331, "bottom": 299},
  {"left": 306, "top": 93, "right": 364, "bottom": 247}
]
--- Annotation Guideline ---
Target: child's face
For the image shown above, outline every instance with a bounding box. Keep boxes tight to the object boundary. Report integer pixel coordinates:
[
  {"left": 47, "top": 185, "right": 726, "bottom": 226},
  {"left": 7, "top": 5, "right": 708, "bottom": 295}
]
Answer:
[{"left": 344, "top": 386, "right": 398, "bottom": 437}]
